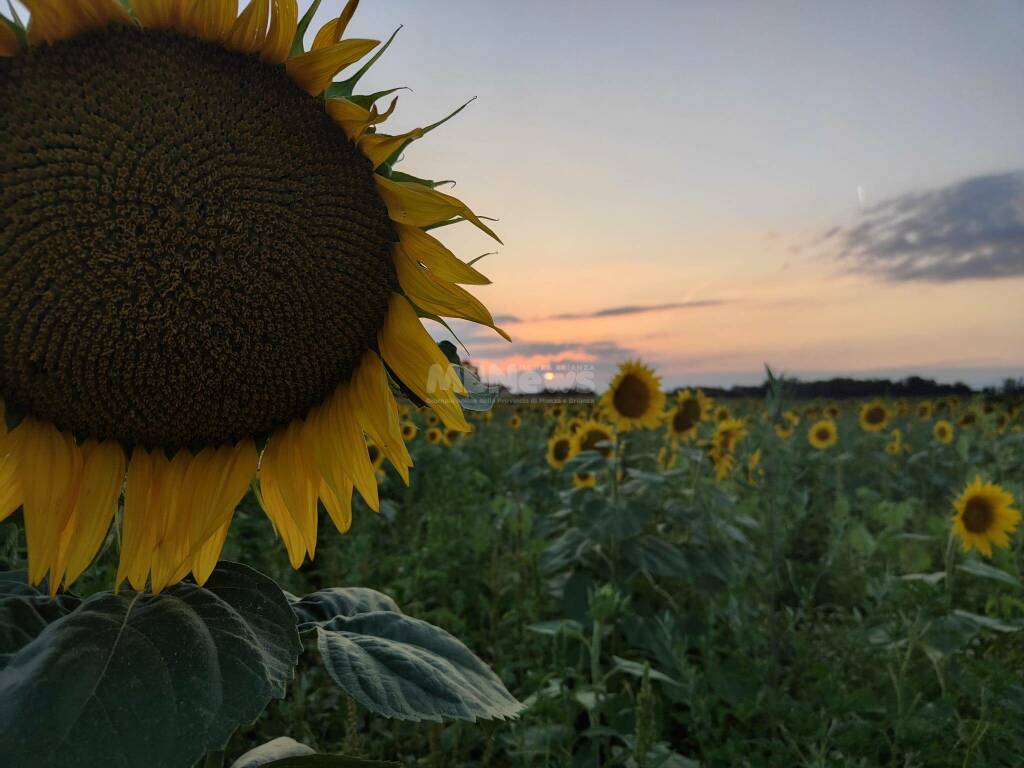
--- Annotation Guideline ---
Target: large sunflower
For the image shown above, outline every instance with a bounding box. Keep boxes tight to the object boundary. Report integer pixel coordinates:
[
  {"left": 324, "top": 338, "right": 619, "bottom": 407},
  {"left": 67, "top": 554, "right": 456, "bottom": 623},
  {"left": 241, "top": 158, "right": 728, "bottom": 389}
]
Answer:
[
  {"left": 0, "top": 0, "right": 506, "bottom": 594},
  {"left": 600, "top": 360, "right": 665, "bottom": 431},
  {"left": 951, "top": 476, "right": 1021, "bottom": 557}
]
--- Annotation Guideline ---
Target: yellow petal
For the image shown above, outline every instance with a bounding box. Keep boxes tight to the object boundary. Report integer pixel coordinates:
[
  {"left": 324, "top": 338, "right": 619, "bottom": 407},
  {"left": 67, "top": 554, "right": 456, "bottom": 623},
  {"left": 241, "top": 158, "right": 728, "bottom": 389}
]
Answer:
[
  {"left": 358, "top": 128, "right": 424, "bottom": 169},
  {"left": 117, "top": 447, "right": 162, "bottom": 591},
  {"left": 193, "top": 439, "right": 257, "bottom": 547},
  {"left": 225, "top": 0, "right": 269, "bottom": 54},
  {"left": 148, "top": 449, "right": 194, "bottom": 593},
  {"left": 187, "top": 0, "right": 238, "bottom": 42},
  {"left": 190, "top": 520, "right": 231, "bottom": 585},
  {"left": 0, "top": 20, "right": 20, "bottom": 56},
  {"left": 350, "top": 351, "right": 413, "bottom": 484},
  {"left": 395, "top": 223, "right": 490, "bottom": 286},
  {"left": 311, "top": 0, "right": 358, "bottom": 50},
  {"left": 319, "top": 478, "right": 353, "bottom": 534},
  {"left": 0, "top": 419, "right": 23, "bottom": 522},
  {"left": 314, "top": 387, "right": 379, "bottom": 511},
  {"left": 59, "top": 440, "right": 126, "bottom": 588},
  {"left": 130, "top": 0, "right": 181, "bottom": 29},
  {"left": 393, "top": 244, "right": 509, "bottom": 341},
  {"left": 260, "top": 0, "right": 297, "bottom": 64},
  {"left": 375, "top": 176, "right": 502, "bottom": 243},
  {"left": 17, "top": 420, "right": 82, "bottom": 587},
  {"left": 259, "top": 421, "right": 318, "bottom": 563},
  {"left": 325, "top": 96, "right": 398, "bottom": 141},
  {"left": 285, "top": 37, "right": 378, "bottom": 96},
  {"left": 378, "top": 294, "right": 470, "bottom": 432}
]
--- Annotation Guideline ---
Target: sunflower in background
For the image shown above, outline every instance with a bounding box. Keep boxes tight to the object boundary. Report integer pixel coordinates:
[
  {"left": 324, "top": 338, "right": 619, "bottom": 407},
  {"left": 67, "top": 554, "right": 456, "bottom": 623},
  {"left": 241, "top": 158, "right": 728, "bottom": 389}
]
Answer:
[
  {"left": 715, "top": 405, "right": 733, "bottom": 424},
  {"left": 510, "top": 414, "right": 522, "bottom": 429},
  {"left": 746, "top": 448, "right": 764, "bottom": 485},
  {"left": 546, "top": 433, "right": 575, "bottom": 471},
  {"left": 808, "top": 419, "right": 838, "bottom": 450},
  {"left": 573, "top": 421, "right": 616, "bottom": 459},
  {"left": 933, "top": 420, "right": 955, "bottom": 445},
  {"left": 667, "top": 389, "right": 710, "bottom": 442},
  {"left": 425, "top": 427, "right": 444, "bottom": 445},
  {"left": 951, "top": 477, "right": 1021, "bottom": 558},
  {"left": 885, "top": 428, "right": 904, "bottom": 456},
  {"left": 917, "top": 401, "right": 934, "bottom": 420},
  {"left": 573, "top": 472, "right": 596, "bottom": 489},
  {"left": 710, "top": 418, "right": 746, "bottom": 481},
  {"left": 601, "top": 361, "right": 665, "bottom": 431},
  {"left": 858, "top": 400, "right": 891, "bottom": 432},
  {"left": 959, "top": 409, "right": 978, "bottom": 428},
  {"left": 401, "top": 422, "right": 418, "bottom": 442},
  {"left": 0, "top": 0, "right": 507, "bottom": 594}
]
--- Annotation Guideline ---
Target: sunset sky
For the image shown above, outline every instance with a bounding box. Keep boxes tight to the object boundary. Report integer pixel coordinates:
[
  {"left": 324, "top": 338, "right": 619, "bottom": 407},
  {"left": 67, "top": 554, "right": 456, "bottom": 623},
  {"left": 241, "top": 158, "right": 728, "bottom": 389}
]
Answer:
[
  {"left": 25, "top": 0, "right": 1022, "bottom": 391},
  {"left": 331, "top": 0, "right": 1024, "bottom": 391}
]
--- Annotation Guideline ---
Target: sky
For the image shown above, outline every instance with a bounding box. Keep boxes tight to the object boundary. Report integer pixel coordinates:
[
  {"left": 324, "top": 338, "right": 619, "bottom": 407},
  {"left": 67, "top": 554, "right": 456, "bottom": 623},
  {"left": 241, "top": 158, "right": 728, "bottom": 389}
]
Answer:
[
  {"left": 16, "top": 0, "right": 1022, "bottom": 391},
  {"left": 310, "top": 0, "right": 1024, "bottom": 390}
]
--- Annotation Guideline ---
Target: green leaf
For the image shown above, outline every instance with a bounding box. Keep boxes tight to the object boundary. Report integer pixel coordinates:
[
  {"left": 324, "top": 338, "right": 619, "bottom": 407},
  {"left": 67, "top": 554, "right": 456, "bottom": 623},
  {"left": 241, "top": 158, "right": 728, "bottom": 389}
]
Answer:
[
  {"left": 622, "top": 537, "right": 689, "bottom": 579},
  {"left": 610, "top": 656, "right": 683, "bottom": 688},
  {"left": 309, "top": 595, "right": 523, "bottom": 722},
  {"left": 0, "top": 572, "right": 81, "bottom": 667},
  {"left": 0, "top": 563, "right": 301, "bottom": 768},
  {"left": 231, "top": 737, "right": 316, "bottom": 768},
  {"left": 958, "top": 560, "right": 1021, "bottom": 589},
  {"left": 289, "top": 587, "right": 401, "bottom": 631}
]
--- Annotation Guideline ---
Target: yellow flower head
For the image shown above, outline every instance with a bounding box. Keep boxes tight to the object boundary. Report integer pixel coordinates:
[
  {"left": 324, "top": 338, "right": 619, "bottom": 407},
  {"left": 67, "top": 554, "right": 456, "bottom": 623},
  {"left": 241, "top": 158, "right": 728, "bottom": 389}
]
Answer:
[
  {"left": 933, "top": 419, "right": 955, "bottom": 445},
  {"left": 858, "top": 400, "right": 891, "bottom": 432},
  {"left": 573, "top": 471, "right": 596, "bottom": 489},
  {"left": 0, "top": 0, "right": 510, "bottom": 594},
  {"left": 572, "top": 420, "right": 615, "bottom": 459},
  {"left": 917, "top": 401, "right": 934, "bottom": 420},
  {"left": 401, "top": 422, "right": 418, "bottom": 442},
  {"left": 667, "top": 389, "right": 710, "bottom": 441},
  {"left": 951, "top": 476, "right": 1021, "bottom": 557},
  {"left": 712, "top": 418, "right": 747, "bottom": 457},
  {"left": 600, "top": 360, "right": 665, "bottom": 431},
  {"left": 509, "top": 414, "right": 522, "bottom": 429},
  {"left": 546, "top": 433, "right": 575, "bottom": 471},
  {"left": 425, "top": 427, "right": 444, "bottom": 445},
  {"left": 807, "top": 419, "right": 839, "bottom": 450}
]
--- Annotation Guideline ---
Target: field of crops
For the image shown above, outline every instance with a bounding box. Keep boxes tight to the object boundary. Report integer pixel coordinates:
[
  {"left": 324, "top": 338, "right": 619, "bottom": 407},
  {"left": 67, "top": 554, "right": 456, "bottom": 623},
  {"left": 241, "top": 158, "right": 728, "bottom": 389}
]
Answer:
[{"left": 13, "top": 375, "right": 1018, "bottom": 768}]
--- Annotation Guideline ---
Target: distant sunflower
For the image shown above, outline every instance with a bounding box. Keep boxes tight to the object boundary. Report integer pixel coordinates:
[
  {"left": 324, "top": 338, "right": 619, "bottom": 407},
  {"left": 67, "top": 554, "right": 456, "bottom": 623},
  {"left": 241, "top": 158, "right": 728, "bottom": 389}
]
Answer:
[
  {"left": 426, "top": 412, "right": 440, "bottom": 427},
  {"left": 546, "top": 433, "right": 574, "bottom": 471},
  {"left": 0, "top": 0, "right": 509, "bottom": 594},
  {"left": 746, "top": 448, "right": 764, "bottom": 484},
  {"left": 885, "top": 428, "right": 904, "bottom": 456},
  {"left": 933, "top": 420, "right": 954, "bottom": 445},
  {"left": 951, "top": 476, "right": 1021, "bottom": 557},
  {"left": 808, "top": 419, "right": 838, "bottom": 450},
  {"left": 917, "top": 401, "right": 934, "bottom": 420},
  {"left": 715, "top": 406, "right": 733, "bottom": 424},
  {"left": 667, "top": 389, "right": 710, "bottom": 441},
  {"left": 425, "top": 427, "right": 444, "bottom": 445},
  {"left": 601, "top": 361, "right": 665, "bottom": 431},
  {"left": 401, "top": 422, "right": 418, "bottom": 442},
  {"left": 713, "top": 418, "right": 747, "bottom": 457},
  {"left": 858, "top": 400, "right": 891, "bottom": 432},
  {"left": 958, "top": 410, "right": 978, "bottom": 428},
  {"left": 573, "top": 421, "right": 616, "bottom": 459},
  {"left": 774, "top": 420, "right": 795, "bottom": 440},
  {"left": 510, "top": 414, "right": 522, "bottom": 429},
  {"left": 826, "top": 404, "right": 841, "bottom": 420},
  {"left": 573, "top": 471, "right": 596, "bottom": 489}
]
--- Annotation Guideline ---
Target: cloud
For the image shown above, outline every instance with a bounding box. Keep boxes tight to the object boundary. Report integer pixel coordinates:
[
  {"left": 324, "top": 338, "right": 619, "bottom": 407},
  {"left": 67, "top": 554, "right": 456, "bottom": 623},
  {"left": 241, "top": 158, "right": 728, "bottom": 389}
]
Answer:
[
  {"left": 833, "top": 171, "right": 1024, "bottom": 282},
  {"left": 548, "top": 299, "right": 726, "bottom": 321}
]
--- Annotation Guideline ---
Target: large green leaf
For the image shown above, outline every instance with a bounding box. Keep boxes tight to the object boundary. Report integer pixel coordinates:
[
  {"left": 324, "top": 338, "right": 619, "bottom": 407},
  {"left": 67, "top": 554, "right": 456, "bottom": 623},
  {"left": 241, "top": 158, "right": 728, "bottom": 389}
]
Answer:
[
  {"left": 0, "top": 572, "right": 80, "bottom": 667},
  {"left": 301, "top": 588, "right": 522, "bottom": 722},
  {"left": 0, "top": 563, "right": 301, "bottom": 768},
  {"left": 289, "top": 587, "right": 401, "bottom": 630}
]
